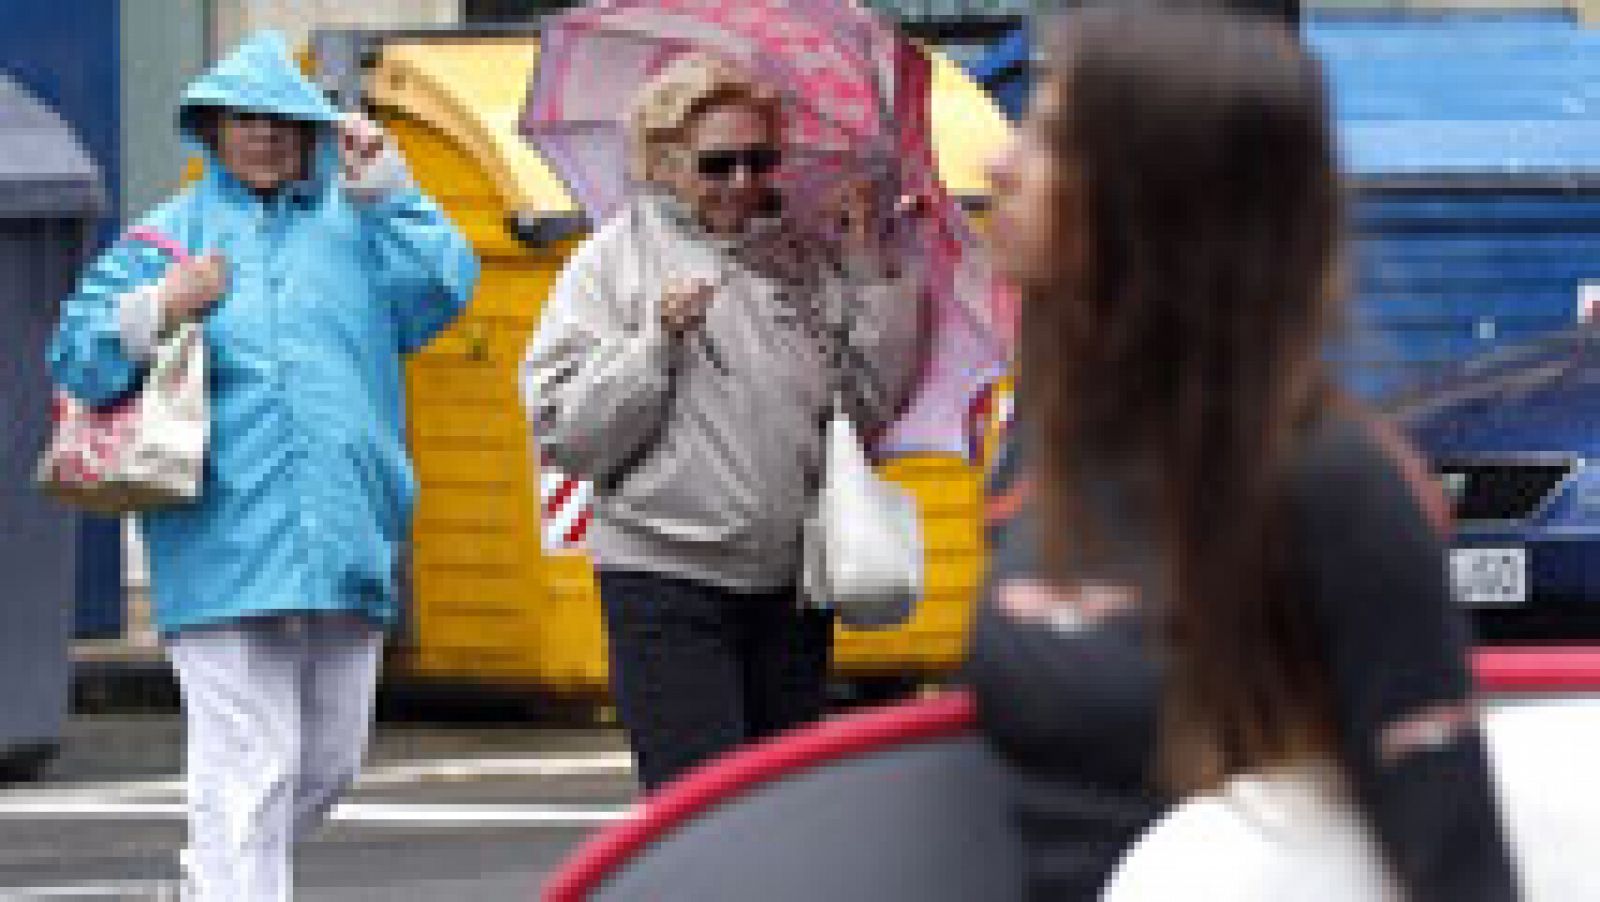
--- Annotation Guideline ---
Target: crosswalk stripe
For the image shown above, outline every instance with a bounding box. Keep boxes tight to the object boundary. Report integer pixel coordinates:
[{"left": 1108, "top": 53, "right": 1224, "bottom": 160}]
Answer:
[
  {"left": 2, "top": 752, "right": 634, "bottom": 804},
  {"left": 0, "top": 883, "right": 173, "bottom": 898},
  {"left": 0, "top": 800, "right": 631, "bottom": 824}
]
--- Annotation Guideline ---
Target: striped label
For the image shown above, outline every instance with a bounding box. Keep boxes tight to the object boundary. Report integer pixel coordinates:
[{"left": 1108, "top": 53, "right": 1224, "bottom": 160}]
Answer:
[
  {"left": 965, "top": 379, "right": 1015, "bottom": 471},
  {"left": 539, "top": 468, "right": 593, "bottom": 552}
]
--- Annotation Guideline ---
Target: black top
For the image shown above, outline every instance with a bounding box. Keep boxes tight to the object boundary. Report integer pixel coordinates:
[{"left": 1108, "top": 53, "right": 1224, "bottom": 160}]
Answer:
[{"left": 966, "top": 414, "right": 1519, "bottom": 901}]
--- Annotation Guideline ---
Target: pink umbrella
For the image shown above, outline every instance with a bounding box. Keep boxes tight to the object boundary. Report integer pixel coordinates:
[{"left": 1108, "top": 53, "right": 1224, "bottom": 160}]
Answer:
[{"left": 520, "top": 0, "right": 1010, "bottom": 459}]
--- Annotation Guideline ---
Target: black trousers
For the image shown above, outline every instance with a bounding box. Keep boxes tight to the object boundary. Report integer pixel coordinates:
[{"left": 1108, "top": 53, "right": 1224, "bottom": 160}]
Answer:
[{"left": 597, "top": 568, "right": 835, "bottom": 792}]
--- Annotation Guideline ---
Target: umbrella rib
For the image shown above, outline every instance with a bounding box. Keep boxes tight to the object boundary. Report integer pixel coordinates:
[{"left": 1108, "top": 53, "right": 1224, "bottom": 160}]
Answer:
[{"left": 534, "top": 16, "right": 895, "bottom": 145}]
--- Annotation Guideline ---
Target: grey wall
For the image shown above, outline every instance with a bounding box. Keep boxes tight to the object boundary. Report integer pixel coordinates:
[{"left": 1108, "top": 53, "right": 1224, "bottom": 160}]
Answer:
[{"left": 121, "top": 0, "right": 209, "bottom": 220}]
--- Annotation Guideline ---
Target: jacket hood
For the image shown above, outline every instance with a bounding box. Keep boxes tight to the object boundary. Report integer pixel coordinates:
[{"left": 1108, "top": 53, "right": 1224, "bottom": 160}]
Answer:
[{"left": 178, "top": 31, "right": 342, "bottom": 139}]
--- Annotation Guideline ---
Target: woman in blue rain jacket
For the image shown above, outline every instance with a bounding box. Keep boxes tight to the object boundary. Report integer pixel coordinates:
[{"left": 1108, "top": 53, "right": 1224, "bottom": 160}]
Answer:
[{"left": 48, "top": 32, "right": 477, "bottom": 902}]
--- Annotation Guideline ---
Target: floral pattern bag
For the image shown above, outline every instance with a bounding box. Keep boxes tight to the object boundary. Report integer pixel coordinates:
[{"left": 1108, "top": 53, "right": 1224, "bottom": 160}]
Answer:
[{"left": 35, "top": 227, "right": 209, "bottom": 514}]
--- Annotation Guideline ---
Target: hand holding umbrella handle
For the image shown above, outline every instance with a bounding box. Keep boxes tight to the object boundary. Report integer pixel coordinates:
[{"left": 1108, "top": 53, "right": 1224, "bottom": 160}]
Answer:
[
  {"left": 833, "top": 181, "right": 926, "bottom": 278},
  {"left": 661, "top": 279, "right": 730, "bottom": 375}
]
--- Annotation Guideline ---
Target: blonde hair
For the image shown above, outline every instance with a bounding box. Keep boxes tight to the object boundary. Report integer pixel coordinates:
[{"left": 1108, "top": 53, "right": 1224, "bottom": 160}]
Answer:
[{"left": 629, "top": 55, "right": 781, "bottom": 183}]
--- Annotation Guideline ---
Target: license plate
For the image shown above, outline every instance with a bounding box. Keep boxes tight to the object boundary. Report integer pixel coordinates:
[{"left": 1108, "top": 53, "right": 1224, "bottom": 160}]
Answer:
[{"left": 1450, "top": 547, "right": 1528, "bottom": 606}]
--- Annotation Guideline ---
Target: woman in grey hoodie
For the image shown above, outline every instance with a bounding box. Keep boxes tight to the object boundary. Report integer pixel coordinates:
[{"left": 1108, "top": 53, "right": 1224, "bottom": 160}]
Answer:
[{"left": 521, "top": 55, "right": 920, "bottom": 791}]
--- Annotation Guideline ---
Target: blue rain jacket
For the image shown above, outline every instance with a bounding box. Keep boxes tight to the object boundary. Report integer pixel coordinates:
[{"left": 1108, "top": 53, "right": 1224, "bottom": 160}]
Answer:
[{"left": 48, "top": 32, "right": 479, "bottom": 634}]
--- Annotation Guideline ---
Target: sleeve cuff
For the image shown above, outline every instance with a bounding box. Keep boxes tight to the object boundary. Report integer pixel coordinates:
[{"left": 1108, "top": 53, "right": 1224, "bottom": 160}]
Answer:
[
  {"left": 342, "top": 145, "right": 415, "bottom": 205},
  {"left": 118, "top": 283, "right": 165, "bottom": 362}
]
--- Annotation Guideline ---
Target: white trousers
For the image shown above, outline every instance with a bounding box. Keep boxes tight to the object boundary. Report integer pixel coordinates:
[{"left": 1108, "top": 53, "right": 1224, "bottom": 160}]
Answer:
[{"left": 167, "top": 614, "right": 383, "bottom": 902}]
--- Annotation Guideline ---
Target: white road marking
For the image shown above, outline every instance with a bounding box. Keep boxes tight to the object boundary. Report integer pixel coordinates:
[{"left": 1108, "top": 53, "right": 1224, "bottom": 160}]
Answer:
[
  {"left": 0, "top": 800, "right": 631, "bottom": 824},
  {"left": 0, "top": 801, "right": 185, "bottom": 818},
  {"left": 0, "top": 753, "right": 635, "bottom": 899},
  {"left": 2, "top": 751, "right": 634, "bottom": 803},
  {"left": 359, "top": 752, "right": 634, "bottom": 786},
  {"left": 331, "top": 803, "right": 631, "bottom": 824},
  {"left": 0, "top": 883, "right": 173, "bottom": 899}
]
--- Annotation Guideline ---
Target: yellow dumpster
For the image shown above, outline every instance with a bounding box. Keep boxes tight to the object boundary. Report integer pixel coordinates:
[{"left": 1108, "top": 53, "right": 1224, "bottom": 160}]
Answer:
[{"left": 362, "top": 35, "right": 1012, "bottom": 694}]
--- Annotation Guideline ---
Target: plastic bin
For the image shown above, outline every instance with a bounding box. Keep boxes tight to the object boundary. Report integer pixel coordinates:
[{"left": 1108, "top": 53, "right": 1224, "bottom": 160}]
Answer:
[{"left": 0, "top": 72, "right": 106, "bottom": 775}]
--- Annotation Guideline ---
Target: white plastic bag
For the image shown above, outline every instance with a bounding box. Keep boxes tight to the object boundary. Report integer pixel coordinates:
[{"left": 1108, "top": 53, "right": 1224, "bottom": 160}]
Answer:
[{"left": 802, "top": 399, "right": 923, "bottom": 629}]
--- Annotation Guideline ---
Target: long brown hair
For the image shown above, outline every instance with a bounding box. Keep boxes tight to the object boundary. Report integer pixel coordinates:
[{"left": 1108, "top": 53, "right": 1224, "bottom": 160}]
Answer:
[{"left": 1019, "top": 5, "right": 1347, "bottom": 791}]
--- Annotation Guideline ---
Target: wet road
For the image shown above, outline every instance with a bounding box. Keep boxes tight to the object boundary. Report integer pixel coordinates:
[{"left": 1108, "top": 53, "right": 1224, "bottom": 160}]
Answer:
[{"left": 0, "top": 692, "right": 638, "bottom": 900}]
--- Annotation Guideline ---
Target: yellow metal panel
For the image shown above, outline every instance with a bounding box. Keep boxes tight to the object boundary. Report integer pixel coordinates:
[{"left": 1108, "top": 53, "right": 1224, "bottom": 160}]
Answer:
[
  {"left": 463, "top": 264, "right": 569, "bottom": 320},
  {"left": 379, "top": 116, "right": 528, "bottom": 257},
  {"left": 930, "top": 51, "right": 1010, "bottom": 201},
  {"left": 410, "top": 573, "right": 539, "bottom": 623},
  {"left": 369, "top": 40, "right": 577, "bottom": 216},
  {"left": 405, "top": 363, "right": 514, "bottom": 406},
  {"left": 413, "top": 646, "right": 550, "bottom": 682},
  {"left": 410, "top": 402, "right": 528, "bottom": 446},
  {"left": 835, "top": 455, "right": 987, "bottom": 676}
]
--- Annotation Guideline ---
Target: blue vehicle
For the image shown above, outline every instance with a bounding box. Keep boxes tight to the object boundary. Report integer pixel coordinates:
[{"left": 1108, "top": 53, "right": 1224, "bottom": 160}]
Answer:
[
  {"left": 1390, "top": 327, "right": 1600, "bottom": 643},
  {"left": 1312, "top": 16, "right": 1600, "bottom": 644}
]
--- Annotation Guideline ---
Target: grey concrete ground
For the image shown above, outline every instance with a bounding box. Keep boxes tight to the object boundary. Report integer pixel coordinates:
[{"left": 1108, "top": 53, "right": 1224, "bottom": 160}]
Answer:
[
  {"left": 0, "top": 646, "right": 918, "bottom": 899},
  {"left": 0, "top": 670, "right": 639, "bottom": 900},
  {"left": 0, "top": 795, "right": 622, "bottom": 900},
  {"left": 28, "top": 709, "right": 630, "bottom": 785}
]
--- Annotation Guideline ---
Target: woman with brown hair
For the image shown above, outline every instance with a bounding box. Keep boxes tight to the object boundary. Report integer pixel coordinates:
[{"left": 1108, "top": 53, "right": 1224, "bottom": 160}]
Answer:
[{"left": 968, "top": 6, "right": 1518, "bottom": 900}]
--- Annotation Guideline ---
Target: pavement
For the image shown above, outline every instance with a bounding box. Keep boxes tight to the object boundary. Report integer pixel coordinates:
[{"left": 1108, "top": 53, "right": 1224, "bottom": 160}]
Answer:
[
  {"left": 0, "top": 654, "right": 641, "bottom": 900},
  {"left": 0, "top": 636, "right": 927, "bottom": 899},
  {"left": 0, "top": 770, "right": 635, "bottom": 900}
]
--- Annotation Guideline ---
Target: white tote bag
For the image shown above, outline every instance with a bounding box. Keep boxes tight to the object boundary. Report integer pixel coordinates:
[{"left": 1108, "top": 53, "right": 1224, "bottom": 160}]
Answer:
[
  {"left": 37, "top": 226, "right": 209, "bottom": 514},
  {"left": 36, "top": 321, "right": 209, "bottom": 515},
  {"left": 802, "top": 397, "right": 923, "bottom": 629}
]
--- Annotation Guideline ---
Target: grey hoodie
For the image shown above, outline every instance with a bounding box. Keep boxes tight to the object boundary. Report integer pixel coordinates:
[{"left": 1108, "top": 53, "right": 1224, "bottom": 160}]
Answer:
[{"left": 520, "top": 193, "right": 920, "bottom": 590}]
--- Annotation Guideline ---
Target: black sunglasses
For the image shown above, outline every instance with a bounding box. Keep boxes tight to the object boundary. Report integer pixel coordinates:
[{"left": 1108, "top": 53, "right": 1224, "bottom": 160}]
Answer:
[
  {"left": 694, "top": 146, "right": 783, "bottom": 181},
  {"left": 223, "top": 110, "right": 305, "bottom": 130}
]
